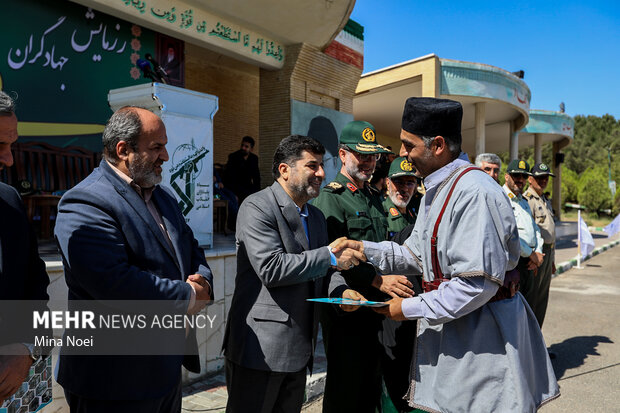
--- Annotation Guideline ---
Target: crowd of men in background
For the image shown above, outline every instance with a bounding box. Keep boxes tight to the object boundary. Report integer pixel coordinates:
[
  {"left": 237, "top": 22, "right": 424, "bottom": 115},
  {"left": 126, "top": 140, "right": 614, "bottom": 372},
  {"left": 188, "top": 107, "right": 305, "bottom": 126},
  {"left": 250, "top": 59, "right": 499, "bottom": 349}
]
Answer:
[
  {"left": 475, "top": 152, "right": 557, "bottom": 334},
  {"left": 1, "top": 88, "right": 560, "bottom": 413}
]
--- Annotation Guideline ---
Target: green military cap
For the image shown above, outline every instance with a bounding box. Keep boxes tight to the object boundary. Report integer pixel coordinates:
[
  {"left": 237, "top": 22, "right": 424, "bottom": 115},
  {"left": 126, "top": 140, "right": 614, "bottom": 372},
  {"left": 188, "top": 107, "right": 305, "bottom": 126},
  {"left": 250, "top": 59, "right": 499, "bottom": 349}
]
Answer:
[
  {"left": 506, "top": 159, "right": 532, "bottom": 175},
  {"left": 388, "top": 157, "right": 417, "bottom": 178},
  {"left": 530, "top": 162, "right": 555, "bottom": 177},
  {"left": 340, "top": 120, "right": 392, "bottom": 154}
]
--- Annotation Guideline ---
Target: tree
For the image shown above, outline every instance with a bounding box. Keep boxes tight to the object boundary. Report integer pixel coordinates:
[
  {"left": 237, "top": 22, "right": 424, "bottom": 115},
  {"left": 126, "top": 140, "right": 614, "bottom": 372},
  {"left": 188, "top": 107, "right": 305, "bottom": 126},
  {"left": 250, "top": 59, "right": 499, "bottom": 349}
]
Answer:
[
  {"left": 565, "top": 114, "right": 620, "bottom": 177},
  {"left": 562, "top": 168, "right": 579, "bottom": 204},
  {"left": 578, "top": 167, "right": 612, "bottom": 214}
]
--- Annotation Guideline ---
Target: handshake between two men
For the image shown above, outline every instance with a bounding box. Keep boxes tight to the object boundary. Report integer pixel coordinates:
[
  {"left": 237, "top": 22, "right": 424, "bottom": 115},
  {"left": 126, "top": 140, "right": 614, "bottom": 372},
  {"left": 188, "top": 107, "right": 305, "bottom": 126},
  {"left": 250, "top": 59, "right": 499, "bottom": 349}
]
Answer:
[{"left": 328, "top": 237, "right": 415, "bottom": 320}]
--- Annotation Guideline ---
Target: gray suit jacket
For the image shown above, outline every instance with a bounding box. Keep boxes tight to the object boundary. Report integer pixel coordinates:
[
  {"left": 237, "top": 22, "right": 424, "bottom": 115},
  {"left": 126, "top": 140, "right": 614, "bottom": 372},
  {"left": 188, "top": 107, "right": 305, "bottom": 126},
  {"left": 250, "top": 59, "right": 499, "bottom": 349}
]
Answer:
[{"left": 223, "top": 181, "right": 347, "bottom": 372}]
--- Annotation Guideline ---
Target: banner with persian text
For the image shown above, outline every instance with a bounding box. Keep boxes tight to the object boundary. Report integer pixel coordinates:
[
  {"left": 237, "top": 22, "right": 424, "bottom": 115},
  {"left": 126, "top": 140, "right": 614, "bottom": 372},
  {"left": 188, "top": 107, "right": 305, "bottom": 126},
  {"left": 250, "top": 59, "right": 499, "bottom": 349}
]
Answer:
[{"left": 0, "top": 0, "right": 157, "bottom": 151}]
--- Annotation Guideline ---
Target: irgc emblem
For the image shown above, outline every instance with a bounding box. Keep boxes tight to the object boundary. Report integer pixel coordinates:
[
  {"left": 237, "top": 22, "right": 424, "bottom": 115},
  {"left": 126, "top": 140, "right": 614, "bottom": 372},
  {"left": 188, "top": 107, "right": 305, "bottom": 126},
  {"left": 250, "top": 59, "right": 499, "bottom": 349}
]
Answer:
[
  {"left": 518, "top": 160, "right": 526, "bottom": 169},
  {"left": 400, "top": 159, "right": 413, "bottom": 172},
  {"left": 362, "top": 127, "right": 375, "bottom": 142}
]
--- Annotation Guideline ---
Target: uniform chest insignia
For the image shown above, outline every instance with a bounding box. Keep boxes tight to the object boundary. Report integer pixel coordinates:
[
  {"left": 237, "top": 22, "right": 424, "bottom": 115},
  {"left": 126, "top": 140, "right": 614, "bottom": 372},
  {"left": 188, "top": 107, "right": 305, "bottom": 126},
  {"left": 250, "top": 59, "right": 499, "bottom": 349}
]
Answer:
[
  {"left": 389, "top": 207, "right": 400, "bottom": 217},
  {"left": 346, "top": 183, "right": 358, "bottom": 192},
  {"left": 325, "top": 182, "right": 343, "bottom": 192},
  {"left": 507, "top": 192, "right": 515, "bottom": 199}
]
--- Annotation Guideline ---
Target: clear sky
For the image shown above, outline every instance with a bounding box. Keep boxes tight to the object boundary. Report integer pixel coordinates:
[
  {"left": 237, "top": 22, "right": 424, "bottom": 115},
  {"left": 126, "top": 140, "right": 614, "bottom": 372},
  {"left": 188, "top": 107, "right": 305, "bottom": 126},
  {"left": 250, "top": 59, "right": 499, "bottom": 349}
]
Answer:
[{"left": 350, "top": 0, "right": 619, "bottom": 119}]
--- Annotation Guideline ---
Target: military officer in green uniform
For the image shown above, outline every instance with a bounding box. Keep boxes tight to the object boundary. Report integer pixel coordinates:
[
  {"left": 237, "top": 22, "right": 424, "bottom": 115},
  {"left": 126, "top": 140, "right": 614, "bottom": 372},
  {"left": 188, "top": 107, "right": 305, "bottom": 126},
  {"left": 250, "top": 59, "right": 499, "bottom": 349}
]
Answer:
[
  {"left": 383, "top": 157, "right": 418, "bottom": 239},
  {"left": 313, "top": 120, "right": 414, "bottom": 413},
  {"left": 379, "top": 156, "right": 422, "bottom": 413}
]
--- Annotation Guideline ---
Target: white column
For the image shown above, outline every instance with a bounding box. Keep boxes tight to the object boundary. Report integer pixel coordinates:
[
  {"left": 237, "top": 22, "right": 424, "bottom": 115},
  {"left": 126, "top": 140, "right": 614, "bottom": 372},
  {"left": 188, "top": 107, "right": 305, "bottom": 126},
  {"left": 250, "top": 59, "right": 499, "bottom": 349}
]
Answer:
[
  {"left": 109, "top": 83, "right": 219, "bottom": 248},
  {"left": 534, "top": 133, "right": 542, "bottom": 164},
  {"left": 475, "top": 102, "right": 486, "bottom": 156},
  {"left": 510, "top": 128, "right": 519, "bottom": 161}
]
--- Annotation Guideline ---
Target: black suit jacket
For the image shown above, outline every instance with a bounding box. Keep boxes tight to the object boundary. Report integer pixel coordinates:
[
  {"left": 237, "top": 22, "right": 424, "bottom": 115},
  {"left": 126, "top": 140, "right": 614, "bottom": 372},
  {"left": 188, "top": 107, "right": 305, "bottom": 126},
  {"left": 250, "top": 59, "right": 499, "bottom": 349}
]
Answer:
[
  {"left": 54, "top": 160, "right": 213, "bottom": 400},
  {"left": 0, "top": 182, "right": 50, "bottom": 345}
]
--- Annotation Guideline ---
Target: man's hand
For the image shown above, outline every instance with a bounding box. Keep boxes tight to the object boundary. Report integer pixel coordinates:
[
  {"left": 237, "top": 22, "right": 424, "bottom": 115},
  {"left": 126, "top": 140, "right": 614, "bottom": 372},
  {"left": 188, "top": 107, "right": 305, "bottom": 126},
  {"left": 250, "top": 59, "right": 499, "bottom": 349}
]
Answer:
[
  {"left": 340, "top": 289, "right": 366, "bottom": 312},
  {"left": 371, "top": 275, "right": 414, "bottom": 298},
  {"left": 529, "top": 251, "right": 544, "bottom": 267},
  {"left": 330, "top": 238, "right": 364, "bottom": 254},
  {"left": 0, "top": 344, "right": 33, "bottom": 403},
  {"left": 373, "top": 297, "right": 407, "bottom": 321},
  {"left": 329, "top": 238, "right": 367, "bottom": 270},
  {"left": 187, "top": 274, "right": 212, "bottom": 314},
  {"left": 333, "top": 247, "right": 366, "bottom": 271}
]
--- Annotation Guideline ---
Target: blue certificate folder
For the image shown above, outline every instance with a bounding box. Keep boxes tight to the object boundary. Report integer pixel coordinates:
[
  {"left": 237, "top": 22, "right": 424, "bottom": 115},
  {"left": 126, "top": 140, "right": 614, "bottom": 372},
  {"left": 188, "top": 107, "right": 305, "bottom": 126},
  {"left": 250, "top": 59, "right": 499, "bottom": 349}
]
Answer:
[{"left": 307, "top": 298, "right": 389, "bottom": 307}]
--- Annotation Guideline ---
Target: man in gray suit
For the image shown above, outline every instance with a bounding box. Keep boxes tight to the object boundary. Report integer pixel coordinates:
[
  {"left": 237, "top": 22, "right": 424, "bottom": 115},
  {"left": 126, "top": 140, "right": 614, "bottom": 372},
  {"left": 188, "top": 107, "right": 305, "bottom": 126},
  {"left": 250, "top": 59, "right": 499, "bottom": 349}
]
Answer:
[{"left": 223, "top": 135, "right": 365, "bottom": 413}]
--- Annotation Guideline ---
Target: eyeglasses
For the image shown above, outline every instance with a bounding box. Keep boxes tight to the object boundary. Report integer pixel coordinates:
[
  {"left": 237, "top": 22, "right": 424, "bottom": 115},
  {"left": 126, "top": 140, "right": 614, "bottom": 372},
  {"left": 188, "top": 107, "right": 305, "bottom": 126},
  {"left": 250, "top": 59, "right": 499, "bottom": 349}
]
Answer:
[{"left": 391, "top": 179, "right": 417, "bottom": 188}]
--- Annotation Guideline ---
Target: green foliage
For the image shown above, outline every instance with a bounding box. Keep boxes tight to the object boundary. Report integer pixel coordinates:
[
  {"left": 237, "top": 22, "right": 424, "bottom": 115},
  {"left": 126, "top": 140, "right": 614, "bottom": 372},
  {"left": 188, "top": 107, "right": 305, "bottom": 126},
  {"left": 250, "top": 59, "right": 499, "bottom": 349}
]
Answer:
[
  {"left": 564, "top": 114, "right": 620, "bottom": 178},
  {"left": 561, "top": 168, "right": 579, "bottom": 203},
  {"left": 488, "top": 114, "right": 619, "bottom": 214},
  {"left": 577, "top": 167, "right": 612, "bottom": 213},
  {"left": 497, "top": 162, "right": 508, "bottom": 186}
]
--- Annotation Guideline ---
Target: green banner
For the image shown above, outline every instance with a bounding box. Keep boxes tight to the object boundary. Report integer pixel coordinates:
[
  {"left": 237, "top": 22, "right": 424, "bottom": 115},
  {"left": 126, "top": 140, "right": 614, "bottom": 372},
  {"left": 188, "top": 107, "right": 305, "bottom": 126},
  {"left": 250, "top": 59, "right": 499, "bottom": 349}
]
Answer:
[{"left": 0, "top": 0, "right": 156, "bottom": 151}]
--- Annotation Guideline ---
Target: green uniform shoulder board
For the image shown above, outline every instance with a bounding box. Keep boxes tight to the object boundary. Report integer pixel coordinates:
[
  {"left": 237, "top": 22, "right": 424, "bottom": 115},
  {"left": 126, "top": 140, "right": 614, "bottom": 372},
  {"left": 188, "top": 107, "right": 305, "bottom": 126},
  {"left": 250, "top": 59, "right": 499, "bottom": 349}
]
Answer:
[{"left": 324, "top": 181, "right": 345, "bottom": 192}]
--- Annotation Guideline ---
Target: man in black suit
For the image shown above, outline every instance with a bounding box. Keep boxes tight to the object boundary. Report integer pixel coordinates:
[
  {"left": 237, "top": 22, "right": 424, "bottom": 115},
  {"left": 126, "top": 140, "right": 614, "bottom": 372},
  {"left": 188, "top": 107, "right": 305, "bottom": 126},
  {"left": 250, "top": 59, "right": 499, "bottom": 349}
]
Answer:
[
  {"left": 54, "top": 106, "right": 213, "bottom": 412},
  {"left": 223, "top": 135, "right": 365, "bottom": 412},
  {"left": 0, "top": 90, "right": 51, "bottom": 403},
  {"left": 224, "top": 136, "right": 261, "bottom": 205}
]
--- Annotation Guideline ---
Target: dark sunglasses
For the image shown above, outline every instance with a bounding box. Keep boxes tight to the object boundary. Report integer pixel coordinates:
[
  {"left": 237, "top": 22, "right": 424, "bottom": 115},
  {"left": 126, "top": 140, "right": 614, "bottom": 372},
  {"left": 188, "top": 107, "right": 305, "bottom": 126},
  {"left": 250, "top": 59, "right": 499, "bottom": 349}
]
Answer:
[{"left": 510, "top": 173, "right": 529, "bottom": 179}]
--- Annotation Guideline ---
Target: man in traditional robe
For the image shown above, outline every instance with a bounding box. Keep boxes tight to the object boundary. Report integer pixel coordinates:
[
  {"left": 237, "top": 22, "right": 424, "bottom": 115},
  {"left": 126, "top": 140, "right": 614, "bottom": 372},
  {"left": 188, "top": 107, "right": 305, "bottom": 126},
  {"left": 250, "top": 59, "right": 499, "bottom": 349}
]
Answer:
[{"left": 332, "top": 97, "right": 559, "bottom": 412}]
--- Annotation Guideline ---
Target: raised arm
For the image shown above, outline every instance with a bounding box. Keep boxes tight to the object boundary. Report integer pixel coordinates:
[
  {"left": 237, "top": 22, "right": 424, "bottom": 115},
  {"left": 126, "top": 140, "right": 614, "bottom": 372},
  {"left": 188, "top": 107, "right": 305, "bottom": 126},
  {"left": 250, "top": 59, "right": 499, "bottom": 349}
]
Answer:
[{"left": 237, "top": 198, "right": 331, "bottom": 288}]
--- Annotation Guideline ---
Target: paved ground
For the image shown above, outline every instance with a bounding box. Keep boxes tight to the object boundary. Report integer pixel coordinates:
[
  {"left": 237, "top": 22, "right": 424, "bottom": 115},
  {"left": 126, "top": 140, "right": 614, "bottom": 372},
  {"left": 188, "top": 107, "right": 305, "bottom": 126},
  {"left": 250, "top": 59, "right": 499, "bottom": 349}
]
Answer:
[
  {"left": 554, "top": 230, "right": 615, "bottom": 264},
  {"left": 541, "top": 248, "right": 620, "bottom": 412}
]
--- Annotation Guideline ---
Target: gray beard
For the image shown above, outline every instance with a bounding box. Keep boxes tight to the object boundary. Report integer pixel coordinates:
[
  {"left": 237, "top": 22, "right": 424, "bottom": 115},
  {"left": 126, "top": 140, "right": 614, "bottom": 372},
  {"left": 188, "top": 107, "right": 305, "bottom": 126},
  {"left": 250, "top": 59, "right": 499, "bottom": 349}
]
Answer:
[
  {"left": 388, "top": 192, "right": 409, "bottom": 209},
  {"left": 129, "top": 154, "right": 162, "bottom": 188},
  {"left": 291, "top": 181, "right": 320, "bottom": 201},
  {"left": 345, "top": 163, "right": 371, "bottom": 183}
]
